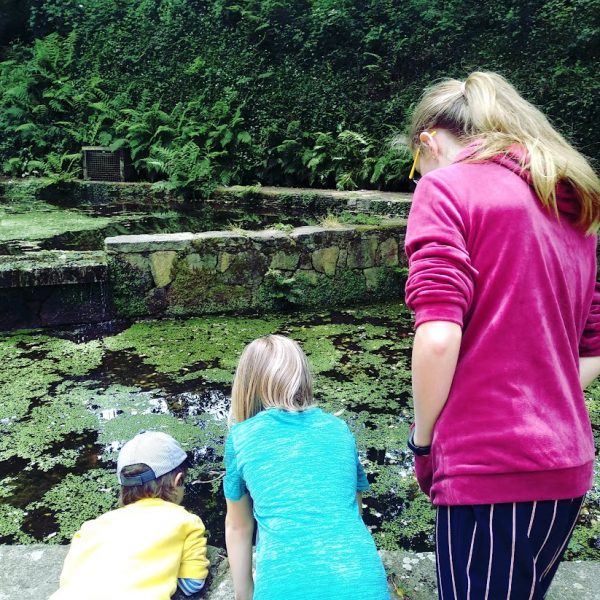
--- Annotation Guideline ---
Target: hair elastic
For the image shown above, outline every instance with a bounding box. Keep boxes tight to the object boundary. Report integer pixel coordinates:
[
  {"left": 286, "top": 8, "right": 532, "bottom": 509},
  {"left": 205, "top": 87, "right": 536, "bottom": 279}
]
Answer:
[{"left": 460, "top": 81, "right": 467, "bottom": 96}]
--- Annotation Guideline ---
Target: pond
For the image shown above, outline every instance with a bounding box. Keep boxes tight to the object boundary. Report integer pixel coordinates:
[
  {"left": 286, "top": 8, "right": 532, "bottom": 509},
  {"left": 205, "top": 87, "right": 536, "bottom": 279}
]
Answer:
[
  {"left": 1, "top": 302, "right": 599, "bottom": 559},
  {"left": 0, "top": 197, "right": 310, "bottom": 255},
  {"left": 0, "top": 303, "right": 423, "bottom": 549}
]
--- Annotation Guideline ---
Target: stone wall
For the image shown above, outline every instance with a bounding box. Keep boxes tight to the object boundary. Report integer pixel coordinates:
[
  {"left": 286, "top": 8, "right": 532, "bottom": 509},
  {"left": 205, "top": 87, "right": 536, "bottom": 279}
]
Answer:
[
  {"left": 213, "top": 185, "right": 413, "bottom": 218},
  {"left": 106, "top": 222, "right": 407, "bottom": 319},
  {"left": 0, "top": 251, "right": 112, "bottom": 330}
]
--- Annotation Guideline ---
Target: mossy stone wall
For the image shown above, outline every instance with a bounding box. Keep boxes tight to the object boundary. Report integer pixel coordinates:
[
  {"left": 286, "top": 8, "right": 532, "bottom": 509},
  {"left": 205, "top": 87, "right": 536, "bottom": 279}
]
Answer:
[
  {"left": 0, "top": 251, "right": 112, "bottom": 330},
  {"left": 106, "top": 223, "right": 407, "bottom": 318}
]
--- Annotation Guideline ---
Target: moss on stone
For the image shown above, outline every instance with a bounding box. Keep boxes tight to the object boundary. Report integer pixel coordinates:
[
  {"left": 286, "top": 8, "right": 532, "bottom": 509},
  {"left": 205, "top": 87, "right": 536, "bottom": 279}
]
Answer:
[
  {"left": 150, "top": 251, "right": 177, "bottom": 288},
  {"left": 168, "top": 260, "right": 255, "bottom": 315},
  {"left": 107, "top": 256, "right": 153, "bottom": 318},
  {"left": 312, "top": 246, "right": 339, "bottom": 276},
  {"left": 258, "top": 269, "right": 367, "bottom": 309}
]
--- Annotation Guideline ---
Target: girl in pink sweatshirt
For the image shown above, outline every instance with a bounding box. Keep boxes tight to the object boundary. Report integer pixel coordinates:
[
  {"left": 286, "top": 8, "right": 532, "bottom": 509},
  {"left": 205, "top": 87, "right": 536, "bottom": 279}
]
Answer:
[{"left": 404, "top": 71, "right": 600, "bottom": 599}]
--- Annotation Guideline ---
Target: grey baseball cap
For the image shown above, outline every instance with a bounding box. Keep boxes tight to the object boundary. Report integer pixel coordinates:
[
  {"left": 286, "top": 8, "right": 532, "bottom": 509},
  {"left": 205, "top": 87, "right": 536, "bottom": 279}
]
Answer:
[{"left": 117, "top": 431, "right": 188, "bottom": 487}]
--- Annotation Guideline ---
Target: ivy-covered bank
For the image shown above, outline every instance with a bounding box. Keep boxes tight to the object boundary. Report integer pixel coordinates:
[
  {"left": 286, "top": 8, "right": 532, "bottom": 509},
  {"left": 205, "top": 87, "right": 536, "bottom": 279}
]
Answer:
[
  {"left": 1, "top": 1, "right": 598, "bottom": 194},
  {"left": 1, "top": 303, "right": 599, "bottom": 559}
]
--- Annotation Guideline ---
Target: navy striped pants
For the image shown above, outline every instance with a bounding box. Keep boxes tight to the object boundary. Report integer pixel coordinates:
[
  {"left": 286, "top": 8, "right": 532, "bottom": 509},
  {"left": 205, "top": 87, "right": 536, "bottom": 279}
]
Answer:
[{"left": 435, "top": 497, "right": 584, "bottom": 600}]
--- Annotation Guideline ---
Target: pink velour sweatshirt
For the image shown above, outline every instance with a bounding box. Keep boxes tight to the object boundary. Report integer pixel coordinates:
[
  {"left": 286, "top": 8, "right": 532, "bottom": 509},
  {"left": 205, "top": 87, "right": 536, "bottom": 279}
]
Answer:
[{"left": 405, "top": 147, "right": 600, "bottom": 506}]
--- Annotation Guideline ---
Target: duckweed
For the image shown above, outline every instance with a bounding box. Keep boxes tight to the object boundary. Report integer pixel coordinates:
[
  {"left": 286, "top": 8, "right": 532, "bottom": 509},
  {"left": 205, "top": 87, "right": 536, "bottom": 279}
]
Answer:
[
  {"left": 27, "top": 469, "right": 118, "bottom": 543},
  {"left": 104, "top": 316, "right": 284, "bottom": 383},
  {"left": 1, "top": 302, "right": 599, "bottom": 558}
]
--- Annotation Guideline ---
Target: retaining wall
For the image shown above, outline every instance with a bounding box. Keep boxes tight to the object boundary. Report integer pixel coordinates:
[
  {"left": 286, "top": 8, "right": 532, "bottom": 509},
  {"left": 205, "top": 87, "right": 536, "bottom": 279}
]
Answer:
[
  {"left": 106, "top": 222, "right": 407, "bottom": 319},
  {"left": 0, "top": 251, "right": 112, "bottom": 330}
]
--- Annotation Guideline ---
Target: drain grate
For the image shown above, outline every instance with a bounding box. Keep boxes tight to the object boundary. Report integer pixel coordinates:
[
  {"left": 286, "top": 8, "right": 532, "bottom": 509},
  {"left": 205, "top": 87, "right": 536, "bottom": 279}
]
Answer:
[{"left": 82, "top": 147, "right": 132, "bottom": 181}]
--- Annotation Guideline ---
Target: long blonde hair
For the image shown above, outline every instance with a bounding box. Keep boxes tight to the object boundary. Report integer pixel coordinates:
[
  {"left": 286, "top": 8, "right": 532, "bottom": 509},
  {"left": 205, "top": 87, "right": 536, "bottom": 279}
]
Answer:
[
  {"left": 230, "top": 335, "right": 314, "bottom": 423},
  {"left": 408, "top": 71, "right": 600, "bottom": 232}
]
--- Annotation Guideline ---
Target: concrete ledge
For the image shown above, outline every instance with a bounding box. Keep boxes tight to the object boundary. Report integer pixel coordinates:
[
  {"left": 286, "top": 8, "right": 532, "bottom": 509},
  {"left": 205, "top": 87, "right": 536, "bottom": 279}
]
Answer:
[
  {"left": 215, "top": 185, "right": 413, "bottom": 218},
  {"left": 0, "top": 251, "right": 107, "bottom": 288},
  {"left": 2, "top": 545, "right": 598, "bottom": 600}
]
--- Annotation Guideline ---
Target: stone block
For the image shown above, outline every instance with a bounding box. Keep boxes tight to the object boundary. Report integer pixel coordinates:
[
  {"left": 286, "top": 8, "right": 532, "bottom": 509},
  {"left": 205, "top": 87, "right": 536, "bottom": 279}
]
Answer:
[
  {"left": 121, "top": 253, "right": 150, "bottom": 273},
  {"left": 298, "top": 270, "right": 320, "bottom": 284},
  {"left": 217, "top": 252, "right": 234, "bottom": 273},
  {"left": 190, "top": 232, "right": 248, "bottom": 254},
  {"left": 221, "top": 251, "right": 269, "bottom": 285},
  {"left": 364, "top": 266, "right": 382, "bottom": 290},
  {"left": 247, "top": 230, "right": 288, "bottom": 240},
  {"left": 105, "top": 232, "right": 195, "bottom": 253},
  {"left": 150, "top": 251, "right": 177, "bottom": 288},
  {"left": 270, "top": 251, "right": 300, "bottom": 271},
  {"left": 312, "top": 246, "right": 339, "bottom": 276},
  {"left": 378, "top": 237, "right": 399, "bottom": 266},
  {"left": 347, "top": 236, "right": 379, "bottom": 269},
  {"left": 0, "top": 251, "right": 107, "bottom": 288},
  {"left": 186, "top": 253, "right": 218, "bottom": 271}
]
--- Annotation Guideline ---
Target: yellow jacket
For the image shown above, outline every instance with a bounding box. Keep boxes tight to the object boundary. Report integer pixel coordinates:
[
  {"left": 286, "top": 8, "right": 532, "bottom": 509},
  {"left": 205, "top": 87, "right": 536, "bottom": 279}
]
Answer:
[{"left": 51, "top": 498, "right": 210, "bottom": 600}]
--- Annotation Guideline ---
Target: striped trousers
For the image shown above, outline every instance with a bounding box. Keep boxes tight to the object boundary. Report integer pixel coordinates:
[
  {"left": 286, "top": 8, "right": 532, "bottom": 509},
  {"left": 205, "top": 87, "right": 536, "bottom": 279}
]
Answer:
[{"left": 435, "top": 497, "right": 584, "bottom": 600}]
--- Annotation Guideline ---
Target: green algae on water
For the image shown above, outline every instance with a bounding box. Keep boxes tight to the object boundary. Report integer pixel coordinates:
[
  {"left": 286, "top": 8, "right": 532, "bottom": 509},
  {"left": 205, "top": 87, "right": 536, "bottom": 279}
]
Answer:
[
  {"left": 0, "top": 381, "right": 97, "bottom": 470},
  {"left": 26, "top": 469, "right": 117, "bottom": 543},
  {"left": 104, "top": 315, "right": 285, "bottom": 384},
  {"left": 0, "top": 504, "right": 33, "bottom": 544},
  {"left": 1, "top": 301, "right": 599, "bottom": 559},
  {"left": 0, "top": 334, "right": 104, "bottom": 421},
  {"left": 0, "top": 200, "right": 114, "bottom": 243}
]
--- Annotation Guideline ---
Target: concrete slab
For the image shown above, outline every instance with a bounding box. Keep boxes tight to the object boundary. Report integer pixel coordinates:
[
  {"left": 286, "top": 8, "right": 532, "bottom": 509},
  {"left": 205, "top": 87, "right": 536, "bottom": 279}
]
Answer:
[{"left": 2, "top": 545, "right": 599, "bottom": 600}]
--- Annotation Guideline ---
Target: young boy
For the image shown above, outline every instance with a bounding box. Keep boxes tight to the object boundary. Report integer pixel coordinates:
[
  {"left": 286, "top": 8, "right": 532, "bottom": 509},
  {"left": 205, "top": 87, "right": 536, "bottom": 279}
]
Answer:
[{"left": 51, "top": 431, "right": 210, "bottom": 600}]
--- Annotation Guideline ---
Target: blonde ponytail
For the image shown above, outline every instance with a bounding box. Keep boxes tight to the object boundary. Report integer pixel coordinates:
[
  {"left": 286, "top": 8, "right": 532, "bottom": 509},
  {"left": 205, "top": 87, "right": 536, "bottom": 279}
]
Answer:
[{"left": 408, "top": 71, "right": 600, "bottom": 232}]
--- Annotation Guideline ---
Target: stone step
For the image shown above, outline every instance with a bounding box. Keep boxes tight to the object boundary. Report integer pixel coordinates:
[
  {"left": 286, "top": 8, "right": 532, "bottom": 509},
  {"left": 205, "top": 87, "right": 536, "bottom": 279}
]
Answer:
[
  {"left": 2, "top": 544, "right": 598, "bottom": 600},
  {"left": 0, "top": 251, "right": 107, "bottom": 289}
]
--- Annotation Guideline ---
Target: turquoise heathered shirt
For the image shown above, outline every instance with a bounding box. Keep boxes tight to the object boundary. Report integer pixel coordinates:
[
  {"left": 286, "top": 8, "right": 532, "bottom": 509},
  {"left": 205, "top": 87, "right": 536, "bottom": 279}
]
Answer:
[{"left": 224, "top": 407, "right": 389, "bottom": 600}]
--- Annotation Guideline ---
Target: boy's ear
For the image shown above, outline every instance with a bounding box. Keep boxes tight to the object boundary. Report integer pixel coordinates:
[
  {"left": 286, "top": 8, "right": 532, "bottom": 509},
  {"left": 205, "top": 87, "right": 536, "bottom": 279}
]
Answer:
[{"left": 174, "top": 472, "right": 185, "bottom": 487}]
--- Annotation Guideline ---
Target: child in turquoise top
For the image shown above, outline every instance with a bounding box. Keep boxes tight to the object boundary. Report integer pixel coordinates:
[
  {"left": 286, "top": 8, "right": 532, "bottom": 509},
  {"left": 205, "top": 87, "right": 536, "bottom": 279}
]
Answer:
[{"left": 223, "top": 334, "right": 389, "bottom": 600}]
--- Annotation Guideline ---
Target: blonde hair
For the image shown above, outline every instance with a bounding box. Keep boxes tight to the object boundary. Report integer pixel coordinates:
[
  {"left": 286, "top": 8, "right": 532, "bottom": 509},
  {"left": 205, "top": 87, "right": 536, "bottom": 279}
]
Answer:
[
  {"left": 408, "top": 71, "right": 600, "bottom": 232},
  {"left": 230, "top": 335, "right": 314, "bottom": 423}
]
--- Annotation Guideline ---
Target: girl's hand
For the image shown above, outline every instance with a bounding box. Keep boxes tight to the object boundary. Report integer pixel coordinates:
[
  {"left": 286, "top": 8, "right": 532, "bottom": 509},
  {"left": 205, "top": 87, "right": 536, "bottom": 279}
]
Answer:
[{"left": 414, "top": 454, "right": 433, "bottom": 498}]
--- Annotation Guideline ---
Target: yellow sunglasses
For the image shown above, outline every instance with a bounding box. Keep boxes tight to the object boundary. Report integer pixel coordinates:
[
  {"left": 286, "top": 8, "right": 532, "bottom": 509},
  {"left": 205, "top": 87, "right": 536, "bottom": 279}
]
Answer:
[{"left": 408, "top": 130, "right": 437, "bottom": 181}]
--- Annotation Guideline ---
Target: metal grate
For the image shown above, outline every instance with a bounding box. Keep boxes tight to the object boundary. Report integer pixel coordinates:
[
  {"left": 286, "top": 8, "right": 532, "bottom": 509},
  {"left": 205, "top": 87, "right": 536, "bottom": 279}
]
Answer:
[{"left": 82, "top": 147, "right": 130, "bottom": 181}]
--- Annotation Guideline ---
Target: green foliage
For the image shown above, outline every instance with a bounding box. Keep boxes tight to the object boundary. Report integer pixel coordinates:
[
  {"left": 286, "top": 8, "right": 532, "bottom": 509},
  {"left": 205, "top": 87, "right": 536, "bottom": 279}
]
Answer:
[
  {"left": 3, "top": 1, "right": 596, "bottom": 192},
  {"left": 338, "top": 211, "right": 384, "bottom": 226}
]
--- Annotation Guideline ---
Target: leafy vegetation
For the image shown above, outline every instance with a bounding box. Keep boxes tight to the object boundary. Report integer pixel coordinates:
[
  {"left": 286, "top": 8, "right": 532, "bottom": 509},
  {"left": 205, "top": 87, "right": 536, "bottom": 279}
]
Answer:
[{"left": 2, "top": 0, "right": 597, "bottom": 195}]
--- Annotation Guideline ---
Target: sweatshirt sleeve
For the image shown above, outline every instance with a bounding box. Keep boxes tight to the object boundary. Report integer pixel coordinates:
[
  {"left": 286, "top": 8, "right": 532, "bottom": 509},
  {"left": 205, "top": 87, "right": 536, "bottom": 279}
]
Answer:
[
  {"left": 178, "top": 515, "right": 210, "bottom": 580},
  {"left": 580, "top": 281, "right": 600, "bottom": 357},
  {"left": 404, "top": 175, "right": 477, "bottom": 329}
]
